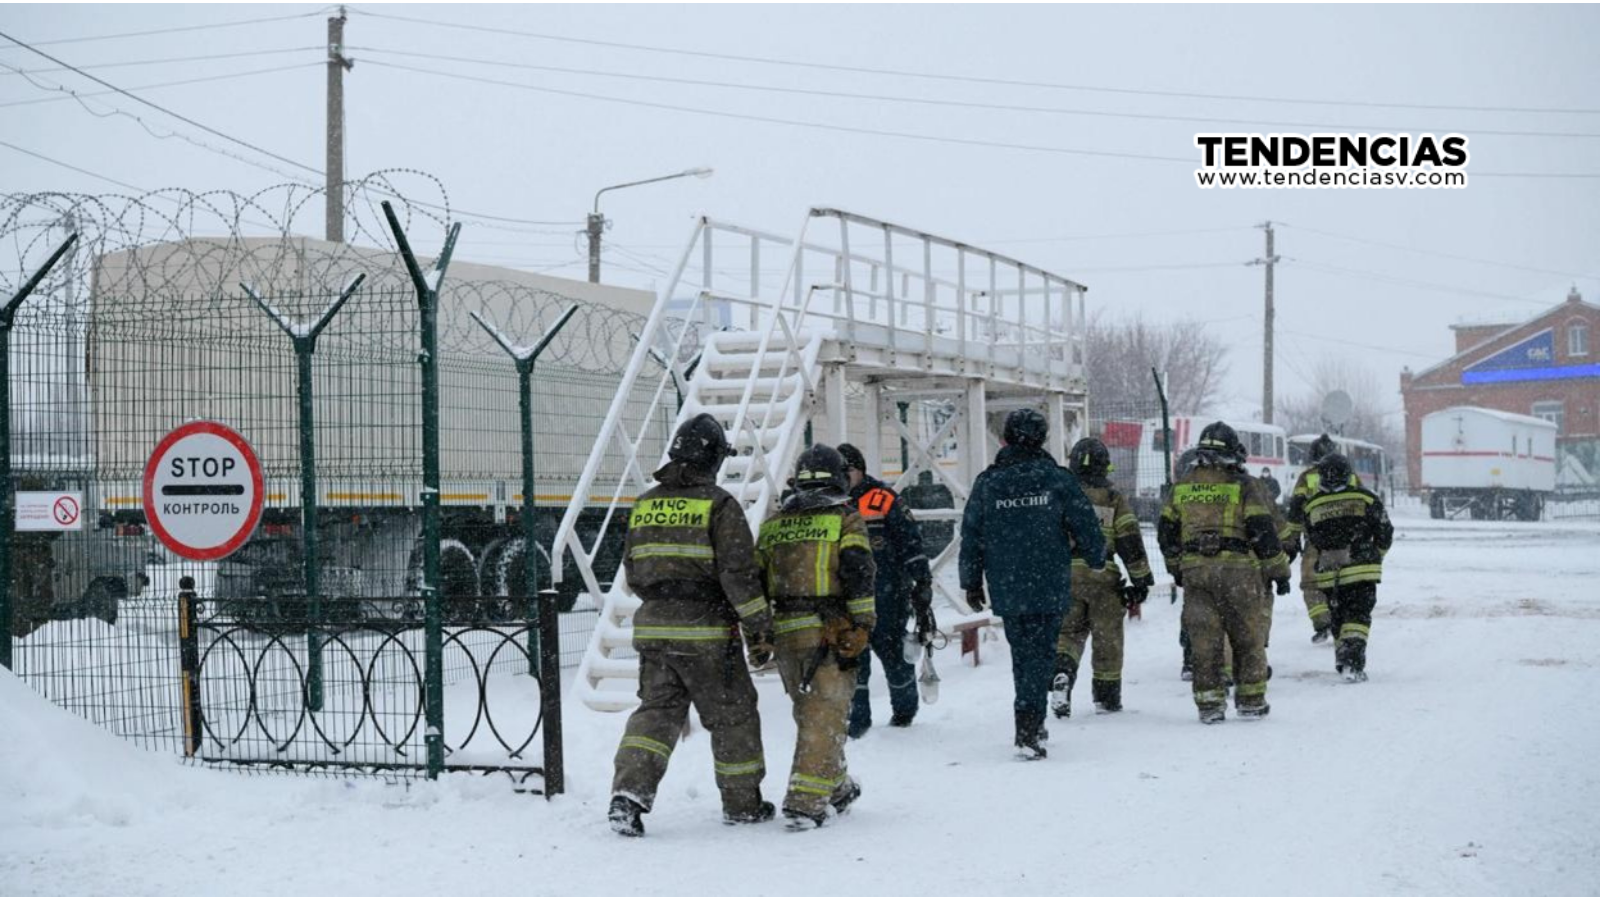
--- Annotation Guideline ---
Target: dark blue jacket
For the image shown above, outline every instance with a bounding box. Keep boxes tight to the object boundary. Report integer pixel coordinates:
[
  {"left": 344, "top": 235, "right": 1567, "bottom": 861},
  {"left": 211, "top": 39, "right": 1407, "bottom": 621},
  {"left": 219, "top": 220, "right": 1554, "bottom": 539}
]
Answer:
[
  {"left": 848, "top": 475, "right": 931, "bottom": 608},
  {"left": 959, "top": 445, "right": 1107, "bottom": 617}
]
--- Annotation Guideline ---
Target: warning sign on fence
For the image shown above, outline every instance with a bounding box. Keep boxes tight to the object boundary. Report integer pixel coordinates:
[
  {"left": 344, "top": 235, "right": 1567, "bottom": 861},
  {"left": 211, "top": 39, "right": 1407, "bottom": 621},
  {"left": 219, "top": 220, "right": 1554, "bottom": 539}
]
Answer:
[
  {"left": 16, "top": 491, "right": 84, "bottom": 531},
  {"left": 142, "top": 420, "right": 264, "bottom": 561}
]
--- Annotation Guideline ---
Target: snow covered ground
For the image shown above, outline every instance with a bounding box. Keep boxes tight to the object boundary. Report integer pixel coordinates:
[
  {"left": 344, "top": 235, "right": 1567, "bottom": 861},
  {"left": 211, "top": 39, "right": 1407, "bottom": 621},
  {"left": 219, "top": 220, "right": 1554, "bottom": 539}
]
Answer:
[{"left": 4, "top": 511, "right": 1599, "bottom": 896}]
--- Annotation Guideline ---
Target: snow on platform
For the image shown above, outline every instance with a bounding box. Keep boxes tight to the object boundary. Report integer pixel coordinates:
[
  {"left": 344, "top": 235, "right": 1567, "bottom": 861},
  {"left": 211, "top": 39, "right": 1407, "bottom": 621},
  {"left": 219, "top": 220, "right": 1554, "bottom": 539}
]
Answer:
[{"left": 3, "top": 513, "right": 1598, "bottom": 895}]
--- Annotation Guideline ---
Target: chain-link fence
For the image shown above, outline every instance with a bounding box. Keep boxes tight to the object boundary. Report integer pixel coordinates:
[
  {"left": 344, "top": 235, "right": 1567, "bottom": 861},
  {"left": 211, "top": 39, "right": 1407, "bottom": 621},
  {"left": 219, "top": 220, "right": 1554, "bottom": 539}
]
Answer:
[{"left": 1, "top": 184, "right": 672, "bottom": 785}]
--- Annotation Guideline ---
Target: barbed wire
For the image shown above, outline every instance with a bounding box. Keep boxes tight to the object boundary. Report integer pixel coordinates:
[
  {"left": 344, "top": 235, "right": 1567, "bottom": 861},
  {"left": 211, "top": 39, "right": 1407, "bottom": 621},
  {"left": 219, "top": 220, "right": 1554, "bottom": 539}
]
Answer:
[{"left": 0, "top": 172, "right": 667, "bottom": 374}]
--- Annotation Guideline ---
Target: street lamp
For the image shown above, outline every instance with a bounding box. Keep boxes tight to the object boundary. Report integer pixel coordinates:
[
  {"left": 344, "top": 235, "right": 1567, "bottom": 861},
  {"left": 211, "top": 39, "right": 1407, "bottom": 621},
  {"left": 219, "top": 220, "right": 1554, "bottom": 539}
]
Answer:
[{"left": 587, "top": 167, "right": 714, "bottom": 284}]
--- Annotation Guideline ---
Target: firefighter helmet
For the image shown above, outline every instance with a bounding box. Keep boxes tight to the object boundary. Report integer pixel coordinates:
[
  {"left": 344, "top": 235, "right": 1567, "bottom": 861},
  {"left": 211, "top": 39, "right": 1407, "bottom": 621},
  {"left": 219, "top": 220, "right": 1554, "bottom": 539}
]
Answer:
[
  {"left": 1196, "top": 421, "right": 1245, "bottom": 467},
  {"left": 1316, "top": 453, "right": 1354, "bottom": 492},
  {"left": 668, "top": 413, "right": 734, "bottom": 469},
  {"left": 794, "top": 444, "right": 849, "bottom": 494},
  {"left": 1068, "top": 437, "right": 1112, "bottom": 479},
  {"left": 1310, "top": 433, "right": 1338, "bottom": 463}
]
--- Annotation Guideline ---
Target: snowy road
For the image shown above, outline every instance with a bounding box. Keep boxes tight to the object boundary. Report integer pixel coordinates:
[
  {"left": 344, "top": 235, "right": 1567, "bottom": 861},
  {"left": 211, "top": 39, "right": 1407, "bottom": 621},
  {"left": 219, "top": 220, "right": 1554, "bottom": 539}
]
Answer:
[{"left": 4, "top": 513, "right": 1599, "bottom": 896}]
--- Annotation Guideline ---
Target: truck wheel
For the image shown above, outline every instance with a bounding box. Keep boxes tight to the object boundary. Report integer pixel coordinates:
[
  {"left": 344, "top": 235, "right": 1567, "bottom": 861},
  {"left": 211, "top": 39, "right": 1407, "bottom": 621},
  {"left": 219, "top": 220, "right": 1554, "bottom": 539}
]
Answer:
[
  {"left": 1429, "top": 495, "right": 1444, "bottom": 519},
  {"left": 495, "top": 538, "right": 579, "bottom": 614},
  {"left": 81, "top": 578, "right": 125, "bottom": 626}
]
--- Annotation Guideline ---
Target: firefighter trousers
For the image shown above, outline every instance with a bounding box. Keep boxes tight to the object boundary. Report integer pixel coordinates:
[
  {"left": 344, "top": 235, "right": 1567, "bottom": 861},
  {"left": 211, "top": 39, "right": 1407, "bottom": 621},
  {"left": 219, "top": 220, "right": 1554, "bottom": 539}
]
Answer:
[
  {"left": 611, "top": 643, "right": 767, "bottom": 817},
  {"left": 775, "top": 618, "right": 857, "bottom": 818},
  {"left": 1056, "top": 576, "right": 1127, "bottom": 686},
  {"left": 1180, "top": 564, "right": 1269, "bottom": 713},
  {"left": 1300, "top": 545, "right": 1332, "bottom": 631},
  {"left": 1329, "top": 581, "right": 1377, "bottom": 667}
]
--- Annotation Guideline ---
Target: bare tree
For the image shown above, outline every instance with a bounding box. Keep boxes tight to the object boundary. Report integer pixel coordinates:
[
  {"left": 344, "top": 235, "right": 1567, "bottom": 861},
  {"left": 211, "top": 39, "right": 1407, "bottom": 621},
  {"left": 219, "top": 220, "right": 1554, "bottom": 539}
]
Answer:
[
  {"left": 1276, "top": 355, "right": 1402, "bottom": 453},
  {"left": 1086, "top": 312, "right": 1230, "bottom": 415}
]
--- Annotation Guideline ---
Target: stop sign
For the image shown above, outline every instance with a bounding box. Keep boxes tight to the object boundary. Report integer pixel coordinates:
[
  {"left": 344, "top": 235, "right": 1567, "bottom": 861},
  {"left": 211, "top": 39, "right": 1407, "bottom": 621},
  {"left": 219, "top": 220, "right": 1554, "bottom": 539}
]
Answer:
[{"left": 143, "top": 421, "right": 265, "bottom": 561}]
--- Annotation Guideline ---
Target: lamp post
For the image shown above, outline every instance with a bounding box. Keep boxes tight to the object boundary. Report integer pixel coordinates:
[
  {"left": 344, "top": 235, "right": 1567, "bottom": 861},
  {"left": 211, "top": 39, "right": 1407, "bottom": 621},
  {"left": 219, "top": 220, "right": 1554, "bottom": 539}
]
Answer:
[{"left": 587, "top": 167, "right": 713, "bottom": 283}]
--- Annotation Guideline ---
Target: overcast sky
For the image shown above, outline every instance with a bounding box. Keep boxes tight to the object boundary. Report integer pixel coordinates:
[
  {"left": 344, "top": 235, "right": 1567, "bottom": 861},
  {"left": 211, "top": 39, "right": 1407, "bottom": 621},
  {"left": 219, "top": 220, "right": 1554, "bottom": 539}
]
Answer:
[{"left": 4, "top": 3, "right": 1598, "bottom": 422}]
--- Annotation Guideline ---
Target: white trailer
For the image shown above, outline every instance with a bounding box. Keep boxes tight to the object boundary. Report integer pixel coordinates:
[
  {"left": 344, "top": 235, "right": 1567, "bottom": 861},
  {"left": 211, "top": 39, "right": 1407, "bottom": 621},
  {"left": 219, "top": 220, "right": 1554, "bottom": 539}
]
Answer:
[{"left": 1420, "top": 406, "right": 1557, "bottom": 521}]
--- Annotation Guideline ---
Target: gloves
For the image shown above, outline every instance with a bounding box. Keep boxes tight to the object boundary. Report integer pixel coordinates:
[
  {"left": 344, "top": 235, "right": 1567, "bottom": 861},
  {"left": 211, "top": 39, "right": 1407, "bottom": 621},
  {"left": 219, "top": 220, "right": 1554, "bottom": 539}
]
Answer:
[
  {"left": 911, "top": 578, "right": 933, "bottom": 617},
  {"left": 1283, "top": 534, "right": 1301, "bottom": 565},
  {"left": 965, "top": 586, "right": 988, "bottom": 613},
  {"left": 1274, "top": 576, "right": 1292, "bottom": 596},
  {"left": 824, "top": 618, "right": 870, "bottom": 659},
  {"left": 745, "top": 629, "right": 775, "bottom": 669},
  {"left": 914, "top": 605, "right": 937, "bottom": 644},
  {"left": 1170, "top": 568, "right": 1184, "bottom": 589},
  {"left": 1121, "top": 584, "right": 1149, "bottom": 608}
]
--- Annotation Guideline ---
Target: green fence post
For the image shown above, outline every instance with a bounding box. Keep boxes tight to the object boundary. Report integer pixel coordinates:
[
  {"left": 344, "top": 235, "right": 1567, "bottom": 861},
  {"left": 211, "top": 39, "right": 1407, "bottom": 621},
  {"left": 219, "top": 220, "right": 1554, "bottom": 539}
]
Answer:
[
  {"left": 0, "top": 232, "right": 78, "bottom": 670},
  {"left": 384, "top": 202, "right": 460, "bottom": 780},
  {"left": 244, "top": 274, "right": 365, "bottom": 712},
  {"left": 471, "top": 305, "right": 578, "bottom": 799},
  {"left": 469, "top": 305, "right": 578, "bottom": 675},
  {"left": 1151, "top": 367, "right": 1175, "bottom": 604}
]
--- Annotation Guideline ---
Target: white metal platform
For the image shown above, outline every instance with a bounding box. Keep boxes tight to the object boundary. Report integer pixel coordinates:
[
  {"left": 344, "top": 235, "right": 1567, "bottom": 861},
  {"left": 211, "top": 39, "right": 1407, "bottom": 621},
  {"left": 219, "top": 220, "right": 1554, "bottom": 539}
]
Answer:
[{"left": 551, "top": 208, "right": 1090, "bottom": 711}]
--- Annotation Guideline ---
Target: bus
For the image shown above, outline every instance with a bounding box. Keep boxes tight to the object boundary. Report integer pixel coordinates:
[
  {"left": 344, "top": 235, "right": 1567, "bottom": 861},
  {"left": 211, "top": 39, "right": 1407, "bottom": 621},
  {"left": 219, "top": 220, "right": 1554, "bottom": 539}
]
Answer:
[
  {"left": 1286, "top": 434, "right": 1388, "bottom": 493},
  {"left": 1130, "top": 417, "right": 1289, "bottom": 520}
]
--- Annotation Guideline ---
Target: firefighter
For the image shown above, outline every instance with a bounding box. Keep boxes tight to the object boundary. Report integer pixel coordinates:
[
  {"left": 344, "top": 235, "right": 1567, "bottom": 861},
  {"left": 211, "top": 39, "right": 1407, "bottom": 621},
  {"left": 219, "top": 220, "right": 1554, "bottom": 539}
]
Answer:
[
  {"left": 1052, "top": 437, "right": 1154, "bottom": 718},
  {"left": 959, "top": 408, "right": 1106, "bottom": 759},
  {"left": 608, "top": 413, "right": 775, "bottom": 837},
  {"left": 1283, "top": 434, "right": 1339, "bottom": 642},
  {"left": 755, "top": 444, "right": 877, "bottom": 830},
  {"left": 1298, "top": 453, "right": 1394, "bottom": 682},
  {"left": 1157, "top": 422, "right": 1290, "bottom": 724},
  {"left": 836, "top": 443, "right": 933, "bottom": 738}
]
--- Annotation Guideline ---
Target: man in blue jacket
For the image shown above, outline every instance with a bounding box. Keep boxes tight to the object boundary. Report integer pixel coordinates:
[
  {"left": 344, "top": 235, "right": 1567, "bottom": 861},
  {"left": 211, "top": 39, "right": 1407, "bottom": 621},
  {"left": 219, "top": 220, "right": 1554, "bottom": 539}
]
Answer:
[
  {"left": 959, "top": 408, "right": 1107, "bottom": 760},
  {"left": 837, "top": 443, "right": 933, "bottom": 738}
]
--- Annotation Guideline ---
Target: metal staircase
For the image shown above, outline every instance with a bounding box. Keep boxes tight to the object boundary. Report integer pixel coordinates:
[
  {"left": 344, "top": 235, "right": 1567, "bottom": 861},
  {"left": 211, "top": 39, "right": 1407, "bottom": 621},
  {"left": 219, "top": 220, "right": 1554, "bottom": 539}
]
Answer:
[{"left": 552, "top": 209, "right": 1090, "bottom": 711}]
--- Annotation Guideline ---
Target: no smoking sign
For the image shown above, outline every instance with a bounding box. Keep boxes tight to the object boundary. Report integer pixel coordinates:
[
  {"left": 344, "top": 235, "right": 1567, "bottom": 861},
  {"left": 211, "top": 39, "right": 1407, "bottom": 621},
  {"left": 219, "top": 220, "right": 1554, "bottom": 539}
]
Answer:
[{"left": 143, "top": 421, "right": 264, "bottom": 560}]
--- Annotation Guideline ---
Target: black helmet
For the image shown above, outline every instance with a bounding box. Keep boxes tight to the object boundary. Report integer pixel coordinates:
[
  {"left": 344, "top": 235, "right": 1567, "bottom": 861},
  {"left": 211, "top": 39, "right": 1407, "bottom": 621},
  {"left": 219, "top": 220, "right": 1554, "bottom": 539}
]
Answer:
[
  {"left": 1196, "top": 421, "right": 1244, "bottom": 466},
  {"left": 1316, "top": 453, "right": 1353, "bottom": 492},
  {"left": 668, "top": 413, "right": 733, "bottom": 469},
  {"left": 1068, "top": 437, "right": 1111, "bottom": 479},
  {"left": 794, "top": 444, "right": 848, "bottom": 494},
  {"left": 1310, "top": 433, "right": 1338, "bottom": 463},
  {"left": 836, "top": 442, "right": 868, "bottom": 475},
  {"left": 1003, "top": 408, "right": 1048, "bottom": 449}
]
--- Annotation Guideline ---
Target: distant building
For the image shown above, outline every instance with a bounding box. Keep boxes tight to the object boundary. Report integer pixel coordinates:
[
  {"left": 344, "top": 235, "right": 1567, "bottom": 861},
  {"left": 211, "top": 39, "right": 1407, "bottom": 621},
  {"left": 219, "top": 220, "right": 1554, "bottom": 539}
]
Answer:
[{"left": 1400, "top": 288, "right": 1600, "bottom": 489}]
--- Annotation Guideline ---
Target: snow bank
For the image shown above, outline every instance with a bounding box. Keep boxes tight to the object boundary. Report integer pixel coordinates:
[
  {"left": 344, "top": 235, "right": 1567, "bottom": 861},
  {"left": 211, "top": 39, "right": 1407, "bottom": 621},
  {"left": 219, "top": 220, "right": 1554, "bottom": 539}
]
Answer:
[{"left": 3, "top": 516, "right": 1598, "bottom": 895}]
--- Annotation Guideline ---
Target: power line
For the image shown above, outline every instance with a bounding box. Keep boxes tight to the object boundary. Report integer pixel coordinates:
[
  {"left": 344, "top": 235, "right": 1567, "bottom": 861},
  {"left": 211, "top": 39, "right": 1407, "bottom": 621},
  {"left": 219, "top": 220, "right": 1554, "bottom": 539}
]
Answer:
[
  {"left": 8, "top": 45, "right": 321, "bottom": 75},
  {"left": 0, "top": 58, "right": 321, "bottom": 184},
  {"left": 1278, "top": 326, "right": 1441, "bottom": 361},
  {"left": 0, "top": 62, "right": 324, "bottom": 109},
  {"left": 1279, "top": 223, "right": 1600, "bottom": 280},
  {"left": 353, "top": 9, "right": 1600, "bottom": 116},
  {"left": 366, "top": 61, "right": 1600, "bottom": 179},
  {"left": 0, "top": 138, "right": 147, "bottom": 192},
  {"left": 0, "top": 30, "right": 324, "bottom": 177},
  {"left": 365, "top": 60, "right": 1195, "bottom": 164},
  {"left": 0, "top": 10, "right": 330, "bottom": 48},
  {"left": 1288, "top": 258, "right": 1555, "bottom": 307},
  {"left": 352, "top": 45, "right": 1600, "bottom": 140}
]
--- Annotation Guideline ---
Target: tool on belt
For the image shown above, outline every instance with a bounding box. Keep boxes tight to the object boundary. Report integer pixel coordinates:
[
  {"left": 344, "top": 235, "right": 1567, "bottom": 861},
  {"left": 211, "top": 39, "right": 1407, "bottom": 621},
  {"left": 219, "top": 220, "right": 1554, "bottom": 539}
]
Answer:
[{"left": 797, "top": 643, "right": 831, "bottom": 695}]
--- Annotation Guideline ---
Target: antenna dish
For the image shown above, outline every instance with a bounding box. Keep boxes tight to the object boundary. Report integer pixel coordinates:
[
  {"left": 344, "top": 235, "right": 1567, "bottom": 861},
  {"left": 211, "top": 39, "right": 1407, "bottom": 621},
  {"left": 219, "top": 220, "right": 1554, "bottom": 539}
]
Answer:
[{"left": 1321, "top": 390, "right": 1354, "bottom": 429}]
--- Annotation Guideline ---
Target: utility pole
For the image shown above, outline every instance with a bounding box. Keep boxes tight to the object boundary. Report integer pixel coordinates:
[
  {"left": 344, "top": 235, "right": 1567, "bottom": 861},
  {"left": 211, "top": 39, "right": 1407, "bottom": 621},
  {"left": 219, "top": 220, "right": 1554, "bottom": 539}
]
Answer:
[
  {"left": 1250, "top": 221, "right": 1280, "bottom": 423},
  {"left": 325, "top": 7, "right": 353, "bottom": 243},
  {"left": 586, "top": 213, "right": 603, "bottom": 284}
]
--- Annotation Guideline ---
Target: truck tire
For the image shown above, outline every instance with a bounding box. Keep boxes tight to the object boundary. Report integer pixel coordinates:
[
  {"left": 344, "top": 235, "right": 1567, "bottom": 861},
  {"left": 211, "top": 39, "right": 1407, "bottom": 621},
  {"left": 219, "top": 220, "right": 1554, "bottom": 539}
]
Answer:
[
  {"left": 1429, "top": 494, "right": 1444, "bottom": 519},
  {"left": 494, "top": 538, "right": 579, "bottom": 614}
]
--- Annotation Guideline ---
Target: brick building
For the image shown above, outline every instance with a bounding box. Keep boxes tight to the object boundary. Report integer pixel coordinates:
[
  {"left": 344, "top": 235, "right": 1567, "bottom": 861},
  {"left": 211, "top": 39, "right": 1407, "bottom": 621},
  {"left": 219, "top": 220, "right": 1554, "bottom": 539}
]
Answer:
[{"left": 1400, "top": 288, "right": 1600, "bottom": 489}]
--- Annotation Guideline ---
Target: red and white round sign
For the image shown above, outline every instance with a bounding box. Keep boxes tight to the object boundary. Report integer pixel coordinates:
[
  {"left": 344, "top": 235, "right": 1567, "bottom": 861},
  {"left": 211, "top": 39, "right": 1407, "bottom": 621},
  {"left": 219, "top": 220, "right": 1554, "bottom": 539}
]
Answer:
[{"left": 142, "top": 421, "right": 264, "bottom": 561}]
